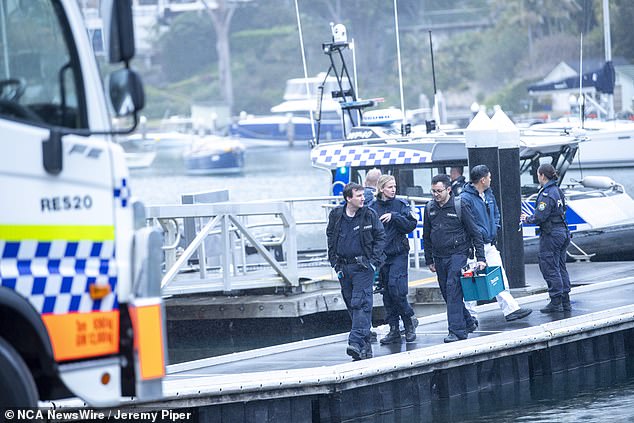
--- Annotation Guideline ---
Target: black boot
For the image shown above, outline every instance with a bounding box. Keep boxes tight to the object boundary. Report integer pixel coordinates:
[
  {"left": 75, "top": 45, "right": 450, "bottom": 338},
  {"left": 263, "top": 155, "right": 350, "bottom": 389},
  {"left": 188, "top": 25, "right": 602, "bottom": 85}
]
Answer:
[
  {"left": 403, "top": 315, "right": 418, "bottom": 342},
  {"left": 540, "top": 296, "right": 564, "bottom": 313},
  {"left": 562, "top": 293, "right": 572, "bottom": 312},
  {"left": 380, "top": 324, "right": 402, "bottom": 344}
]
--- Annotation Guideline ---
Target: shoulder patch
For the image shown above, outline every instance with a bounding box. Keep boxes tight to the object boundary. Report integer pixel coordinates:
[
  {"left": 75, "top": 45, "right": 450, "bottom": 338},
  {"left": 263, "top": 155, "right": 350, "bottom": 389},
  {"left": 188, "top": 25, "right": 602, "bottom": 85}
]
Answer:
[{"left": 537, "top": 201, "right": 546, "bottom": 211}]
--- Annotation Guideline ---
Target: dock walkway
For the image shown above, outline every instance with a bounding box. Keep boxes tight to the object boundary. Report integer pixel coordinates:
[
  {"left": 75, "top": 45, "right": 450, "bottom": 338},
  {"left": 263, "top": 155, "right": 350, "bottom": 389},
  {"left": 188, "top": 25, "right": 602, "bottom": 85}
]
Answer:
[{"left": 152, "top": 263, "right": 634, "bottom": 421}]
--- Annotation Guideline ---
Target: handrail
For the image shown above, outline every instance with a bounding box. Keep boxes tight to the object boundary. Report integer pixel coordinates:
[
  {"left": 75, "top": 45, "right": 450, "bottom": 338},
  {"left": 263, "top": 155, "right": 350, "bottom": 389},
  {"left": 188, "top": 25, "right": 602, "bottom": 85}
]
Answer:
[{"left": 148, "top": 195, "right": 428, "bottom": 294}]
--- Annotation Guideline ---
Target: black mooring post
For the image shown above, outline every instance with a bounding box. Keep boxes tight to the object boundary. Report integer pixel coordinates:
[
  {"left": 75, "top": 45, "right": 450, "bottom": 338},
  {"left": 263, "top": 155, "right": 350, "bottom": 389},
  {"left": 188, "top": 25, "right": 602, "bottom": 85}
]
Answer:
[{"left": 493, "top": 109, "right": 526, "bottom": 288}]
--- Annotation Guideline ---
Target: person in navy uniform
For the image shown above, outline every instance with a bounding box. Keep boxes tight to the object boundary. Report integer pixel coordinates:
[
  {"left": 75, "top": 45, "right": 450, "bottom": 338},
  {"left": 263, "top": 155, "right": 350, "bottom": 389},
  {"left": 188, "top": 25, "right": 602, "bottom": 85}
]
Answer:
[
  {"left": 450, "top": 166, "right": 467, "bottom": 197},
  {"left": 460, "top": 165, "right": 532, "bottom": 323},
  {"left": 521, "top": 163, "right": 571, "bottom": 313},
  {"left": 424, "top": 174, "right": 486, "bottom": 342},
  {"left": 370, "top": 175, "right": 419, "bottom": 344},
  {"left": 363, "top": 168, "right": 382, "bottom": 209},
  {"left": 327, "top": 182, "right": 385, "bottom": 360}
]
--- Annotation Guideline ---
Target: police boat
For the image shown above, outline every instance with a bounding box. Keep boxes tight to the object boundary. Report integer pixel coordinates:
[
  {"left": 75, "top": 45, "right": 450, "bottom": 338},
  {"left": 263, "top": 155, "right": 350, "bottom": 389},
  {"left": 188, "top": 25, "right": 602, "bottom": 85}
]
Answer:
[{"left": 310, "top": 129, "right": 634, "bottom": 263}]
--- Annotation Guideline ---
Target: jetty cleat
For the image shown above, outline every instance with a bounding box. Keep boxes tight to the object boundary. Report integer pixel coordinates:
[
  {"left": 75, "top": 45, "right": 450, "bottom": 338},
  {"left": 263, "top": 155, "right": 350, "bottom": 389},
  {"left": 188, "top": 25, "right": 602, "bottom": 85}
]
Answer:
[
  {"left": 505, "top": 308, "right": 533, "bottom": 321},
  {"left": 443, "top": 333, "right": 467, "bottom": 343}
]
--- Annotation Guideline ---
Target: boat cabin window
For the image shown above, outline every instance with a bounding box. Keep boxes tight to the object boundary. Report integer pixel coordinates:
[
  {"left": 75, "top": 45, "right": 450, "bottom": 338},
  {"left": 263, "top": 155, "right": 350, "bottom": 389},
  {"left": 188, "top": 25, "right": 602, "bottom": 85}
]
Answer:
[{"left": 0, "top": 0, "right": 86, "bottom": 129}]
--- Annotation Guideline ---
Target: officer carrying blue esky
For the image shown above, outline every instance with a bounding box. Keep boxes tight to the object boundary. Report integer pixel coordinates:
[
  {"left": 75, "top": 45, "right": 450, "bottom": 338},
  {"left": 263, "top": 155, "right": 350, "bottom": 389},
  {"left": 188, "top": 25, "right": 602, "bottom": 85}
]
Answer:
[
  {"left": 326, "top": 182, "right": 386, "bottom": 360},
  {"left": 423, "top": 174, "right": 485, "bottom": 342}
]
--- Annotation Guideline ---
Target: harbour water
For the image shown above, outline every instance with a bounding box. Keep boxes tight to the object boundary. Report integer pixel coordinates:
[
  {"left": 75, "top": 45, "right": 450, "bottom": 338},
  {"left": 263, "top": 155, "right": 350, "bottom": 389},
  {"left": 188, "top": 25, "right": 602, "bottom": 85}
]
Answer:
[{"left": 129, "top": 144, "right": 634, "bottom": 422}]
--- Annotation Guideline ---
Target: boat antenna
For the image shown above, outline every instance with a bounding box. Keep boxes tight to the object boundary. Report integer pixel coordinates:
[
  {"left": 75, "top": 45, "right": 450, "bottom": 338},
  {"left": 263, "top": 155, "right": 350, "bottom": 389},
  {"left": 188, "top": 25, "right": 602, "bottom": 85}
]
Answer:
[
  {"left": 577, "top": 32, "right": 585, "bottom": 179},
  {"left": 429, "top": 30, "right": 440, "bottom": 129},
  {"left": 393, "top": 0, "right": 408, "bottom": 135},
  {"left": 579, "top": 33, "right": 585, "bottom": 129},
  {"left": 603, "top": 0, "right": 614, "bottom": 119},
  {"left": 294, "top": 0, "right": 317, "bottom": 146},
  {"left": 350, "top": 37, "right": 361, "bottom": 124}
]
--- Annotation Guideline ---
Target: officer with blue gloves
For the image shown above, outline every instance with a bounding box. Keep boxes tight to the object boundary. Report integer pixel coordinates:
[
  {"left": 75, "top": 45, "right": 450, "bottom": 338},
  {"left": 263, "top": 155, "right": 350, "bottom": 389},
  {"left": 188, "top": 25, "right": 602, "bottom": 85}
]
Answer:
[
  {"left": 370, "top": 175, "right": 419, "bottom": 343},
  {"left": 521, "top": 163, "right": 572, "bottom": 313},
  {"left": 423, "top": 174, "right": 486, "bottom": 343},
  {"left": 327, "top": 182, "right": 385, "bottom": 360}
]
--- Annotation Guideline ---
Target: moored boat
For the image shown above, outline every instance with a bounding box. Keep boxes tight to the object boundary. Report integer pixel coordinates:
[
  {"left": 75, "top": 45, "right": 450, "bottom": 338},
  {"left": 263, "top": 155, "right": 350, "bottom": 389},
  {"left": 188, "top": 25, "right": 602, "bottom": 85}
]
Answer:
[
  {"left": 183, "top": 136, "right": 245, "bottom": 175},
  {"left": 311, "top": 129, "right": 634, "bottom": 263},
  {"left": 229, "top": 73, "right": 347, "bottom": 146},
  {"left": 528, "top": 118, "right": 634, "bottom": 169}
]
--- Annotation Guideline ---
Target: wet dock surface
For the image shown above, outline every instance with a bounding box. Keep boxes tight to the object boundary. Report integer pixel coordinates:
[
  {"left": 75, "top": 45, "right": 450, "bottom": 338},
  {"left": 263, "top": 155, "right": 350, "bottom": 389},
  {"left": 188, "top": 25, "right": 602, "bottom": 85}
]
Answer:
[{"left": 165, "top": 261, "right": 634, "bottom": 379}]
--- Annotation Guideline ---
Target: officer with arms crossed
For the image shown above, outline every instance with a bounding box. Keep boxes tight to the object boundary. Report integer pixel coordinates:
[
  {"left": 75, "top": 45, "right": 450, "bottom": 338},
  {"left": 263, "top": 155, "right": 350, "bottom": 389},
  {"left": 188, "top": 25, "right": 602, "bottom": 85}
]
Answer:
[
  {"left": 521, "top": 163, "right": 572, "bottom": 313},
  {"left": 327, "top": 182, "right": 386, "bottom": 360},
  {"left": 423, "top": 174, "right": 486, "bottom": 343},
  {"left": 370, "top": 175, "right": 419, "bottom": 344},
  {"left": 460, "top": 165, "right": 532, "bottom": 323}
]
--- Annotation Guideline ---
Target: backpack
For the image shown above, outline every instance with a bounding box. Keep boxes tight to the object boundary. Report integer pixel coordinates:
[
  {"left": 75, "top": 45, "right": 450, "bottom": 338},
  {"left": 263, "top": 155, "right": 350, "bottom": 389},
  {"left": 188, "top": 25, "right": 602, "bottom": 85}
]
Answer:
[{"left": 425, "top": 196, "right": 461, "bottom": 222}]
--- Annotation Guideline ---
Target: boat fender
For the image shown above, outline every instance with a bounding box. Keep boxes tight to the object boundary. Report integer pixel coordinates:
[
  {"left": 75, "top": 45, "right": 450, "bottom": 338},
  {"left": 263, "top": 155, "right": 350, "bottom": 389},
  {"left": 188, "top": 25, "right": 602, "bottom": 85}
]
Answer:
[{"left": 577, "top": 176, "right": 617, "bottom": 189}]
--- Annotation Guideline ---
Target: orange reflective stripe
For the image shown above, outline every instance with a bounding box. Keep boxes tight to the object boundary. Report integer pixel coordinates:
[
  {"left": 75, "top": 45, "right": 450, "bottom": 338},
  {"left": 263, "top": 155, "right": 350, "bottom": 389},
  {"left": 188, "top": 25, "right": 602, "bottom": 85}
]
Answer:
[
  {"left": 42, "top": 311, "right": 119, "bottom": 361},
  {"left": 130, "top": 302, "right": 166, "bottom": 380}
]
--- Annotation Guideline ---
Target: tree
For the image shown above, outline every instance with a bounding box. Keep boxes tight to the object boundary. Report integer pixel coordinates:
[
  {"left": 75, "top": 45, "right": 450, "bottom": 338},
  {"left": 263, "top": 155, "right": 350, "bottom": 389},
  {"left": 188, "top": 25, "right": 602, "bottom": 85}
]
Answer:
[{"left": 201, "top": 0, "right": 245, "bottom": 114}]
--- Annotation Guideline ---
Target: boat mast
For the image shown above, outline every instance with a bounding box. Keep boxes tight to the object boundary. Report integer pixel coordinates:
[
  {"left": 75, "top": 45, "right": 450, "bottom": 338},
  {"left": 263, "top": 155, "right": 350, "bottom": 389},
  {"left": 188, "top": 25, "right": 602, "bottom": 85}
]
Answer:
[
  {"left": 603, "top": 0, "right": 614, "bottom": 119},
  {"left": 393, "top": 0, "right": 408, "bottom": 135},
  {"left": 294, "top": 0, "right": 317, "bottom": 144},
  {"left": 579, "top": 33, "right": 585, "bottom": 127}
]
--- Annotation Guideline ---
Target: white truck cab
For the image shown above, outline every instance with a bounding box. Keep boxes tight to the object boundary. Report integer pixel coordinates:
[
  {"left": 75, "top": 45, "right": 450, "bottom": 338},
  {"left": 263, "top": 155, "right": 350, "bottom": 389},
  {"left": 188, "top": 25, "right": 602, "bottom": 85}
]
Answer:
[{"left": 0, "top": 0, "right": 165, "bottom": 407}]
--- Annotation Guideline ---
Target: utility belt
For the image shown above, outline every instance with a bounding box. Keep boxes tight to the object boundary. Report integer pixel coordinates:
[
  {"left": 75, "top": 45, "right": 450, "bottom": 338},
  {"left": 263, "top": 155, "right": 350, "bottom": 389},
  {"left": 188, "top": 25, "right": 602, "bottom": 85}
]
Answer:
[
  {"left": 338, "top": 255, "right": 368, "bottom": 266},
  {"left": 539, "top": 220, "right": 567, "bottom": 235}
]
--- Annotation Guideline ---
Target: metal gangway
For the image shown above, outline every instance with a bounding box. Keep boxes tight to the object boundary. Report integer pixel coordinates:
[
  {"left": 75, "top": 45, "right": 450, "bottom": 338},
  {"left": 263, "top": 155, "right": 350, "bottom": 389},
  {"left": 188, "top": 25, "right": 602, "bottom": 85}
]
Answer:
[{"left": 145, "top": 192, "right": 426, "bottom": 297}]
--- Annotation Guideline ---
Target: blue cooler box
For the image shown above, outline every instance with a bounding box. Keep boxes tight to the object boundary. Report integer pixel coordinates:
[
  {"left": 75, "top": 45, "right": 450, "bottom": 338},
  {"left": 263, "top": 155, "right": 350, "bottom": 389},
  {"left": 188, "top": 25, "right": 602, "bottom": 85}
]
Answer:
[{"left": 461, "top": 266, "right": 504, "bottom": 301}]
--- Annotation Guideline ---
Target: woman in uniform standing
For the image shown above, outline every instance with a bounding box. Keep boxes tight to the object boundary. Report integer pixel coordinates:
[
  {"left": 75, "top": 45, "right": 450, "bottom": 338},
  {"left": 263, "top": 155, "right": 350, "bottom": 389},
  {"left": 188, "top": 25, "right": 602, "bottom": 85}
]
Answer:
[
  {"left": 370, "top": 175, "right": 419, "bottom": 343},
  {"left": 521, "top": 163, "right": 572, "bottom": 313}
]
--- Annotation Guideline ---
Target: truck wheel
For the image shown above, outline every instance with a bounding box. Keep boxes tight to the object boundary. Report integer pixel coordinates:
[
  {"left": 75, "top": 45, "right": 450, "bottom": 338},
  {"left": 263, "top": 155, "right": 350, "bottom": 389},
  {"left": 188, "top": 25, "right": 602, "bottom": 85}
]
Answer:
[{"left": 0, "top": 337, "right": 38, "bottom": 407}]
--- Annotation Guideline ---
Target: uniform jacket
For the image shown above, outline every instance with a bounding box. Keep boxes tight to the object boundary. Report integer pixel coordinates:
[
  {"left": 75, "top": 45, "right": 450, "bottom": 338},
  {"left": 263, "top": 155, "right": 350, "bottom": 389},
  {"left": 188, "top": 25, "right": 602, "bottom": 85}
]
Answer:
[
  {"left": 526, "top": 180, "right": 568, "bottom": 233},
  {"left": 423, "top": 195, "right": 485, "bottom": 265},
  {"left": 363, "top": 187, "right": 377, "bottom": 208},
  {"left": 460, "top": 183, "right": 500, "bottom": 244},
  {"left": 326, "top": 205, "right": 386, "bottom": 269},
  {"left": 370, "top": 197, "right": 417, "bottom": 257},
  {"left": 451, "top": 175, "right": 466, "bottom": 197}
]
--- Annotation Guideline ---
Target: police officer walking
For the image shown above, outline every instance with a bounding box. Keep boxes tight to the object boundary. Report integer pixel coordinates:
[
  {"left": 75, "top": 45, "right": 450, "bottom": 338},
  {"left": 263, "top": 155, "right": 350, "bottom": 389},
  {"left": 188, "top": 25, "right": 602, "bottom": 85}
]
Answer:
[
  {"left": 450, "top": 166, "right": 467, "bottom": 197},
  {"left": 521, "top": 163, "right": 572, "bottom": 313},
  {"left": 363, "top": 168, "right": 382, "bottom": 208},
  {"left": 423, "top": 174, "right": 486, "bottom": 342},
  {"left": 370, "top": 175, "right": 419, "bottom": 344},
  {"left": 460, "top": 165, "right": 532, "bottom": 323},
  {"left": 327, "top": 182, "right": 386, "bottom": 360}
]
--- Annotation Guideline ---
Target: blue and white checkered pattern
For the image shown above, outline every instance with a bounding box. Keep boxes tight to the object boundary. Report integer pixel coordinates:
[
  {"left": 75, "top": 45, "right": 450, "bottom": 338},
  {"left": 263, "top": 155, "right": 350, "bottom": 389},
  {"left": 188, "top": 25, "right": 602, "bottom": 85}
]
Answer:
[
  {"left": 311, "top": 145, "right": 432, "bottom": 168},
  {"left": 114, "top": 178, "right": 130, "bottom": 208},
  {"left": 0, "top": 240, "right": 118, "bottom": 315}
]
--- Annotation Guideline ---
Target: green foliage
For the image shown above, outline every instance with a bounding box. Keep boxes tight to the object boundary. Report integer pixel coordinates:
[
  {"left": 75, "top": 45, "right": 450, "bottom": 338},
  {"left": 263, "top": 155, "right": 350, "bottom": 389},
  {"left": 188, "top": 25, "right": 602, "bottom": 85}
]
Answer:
[
  {"left": 142, "top": 0, "right": 634, "bottom": 121},
  {"left": 155, "top": 12, "right": 217, "bottom": 82}
]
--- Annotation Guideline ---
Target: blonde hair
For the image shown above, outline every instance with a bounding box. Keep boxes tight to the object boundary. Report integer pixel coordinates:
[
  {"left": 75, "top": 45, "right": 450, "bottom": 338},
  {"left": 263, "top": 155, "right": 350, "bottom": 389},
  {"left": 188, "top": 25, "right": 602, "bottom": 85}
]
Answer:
[{"left": 376, "top": 175, "right": 396, "bottom": 199}]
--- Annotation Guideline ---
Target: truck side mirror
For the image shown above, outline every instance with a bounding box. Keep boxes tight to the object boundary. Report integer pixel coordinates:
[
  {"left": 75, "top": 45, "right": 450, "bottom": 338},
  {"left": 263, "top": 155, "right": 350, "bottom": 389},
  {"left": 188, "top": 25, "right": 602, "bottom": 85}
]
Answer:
[
  {"left": 101, "top": 0, "right": 135, "bottom": 63},
  {"left": 109, "top": 68, "right": 145, "bottom": 117}
]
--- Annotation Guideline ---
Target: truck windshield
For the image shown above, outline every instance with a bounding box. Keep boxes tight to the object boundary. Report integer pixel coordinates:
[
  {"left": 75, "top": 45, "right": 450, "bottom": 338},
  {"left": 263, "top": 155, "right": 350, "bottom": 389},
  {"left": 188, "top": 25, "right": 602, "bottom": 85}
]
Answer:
[{"left": 0, "top": 0, "right": 85, "bottom": 128}]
